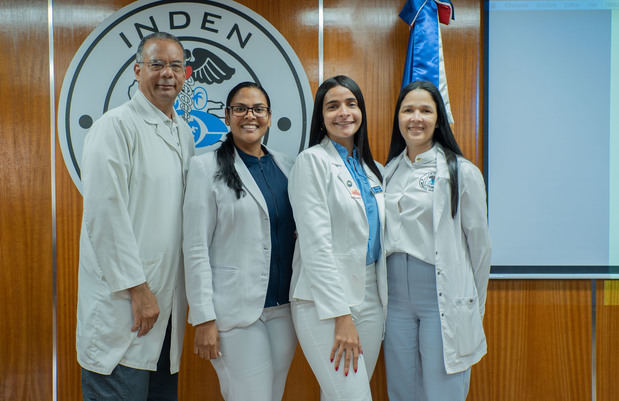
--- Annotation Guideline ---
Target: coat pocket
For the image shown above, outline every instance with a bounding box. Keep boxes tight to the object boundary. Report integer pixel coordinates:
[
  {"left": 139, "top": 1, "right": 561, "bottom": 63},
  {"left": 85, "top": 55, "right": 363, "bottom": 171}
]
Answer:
[
  {"left": 454, "top": 296, "right": 484, "bottom": 356},
  {"left": 211, "top": 265, "right": 241, "bottom": 320}
]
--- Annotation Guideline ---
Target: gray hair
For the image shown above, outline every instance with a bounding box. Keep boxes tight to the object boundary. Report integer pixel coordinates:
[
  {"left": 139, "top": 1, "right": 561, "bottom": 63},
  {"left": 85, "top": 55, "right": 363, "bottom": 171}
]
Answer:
[{"left": 135, "top": 32, "right": 184, "bottom": 63}]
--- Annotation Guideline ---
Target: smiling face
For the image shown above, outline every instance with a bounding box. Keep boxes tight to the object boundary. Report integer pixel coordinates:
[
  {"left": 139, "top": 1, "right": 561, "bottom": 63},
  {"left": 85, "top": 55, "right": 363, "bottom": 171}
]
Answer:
[
  {"left": 225, "top": 87, "right": 272, "bottom": 155},
  {"left": 398, "top": 89, "right": 438, "bottom": 156},
  {"left": 134, "top": 38, "right": 186, "bottom": 118},
  {"left": 321, "top": 85, "right": 362, "bottom": 152}
]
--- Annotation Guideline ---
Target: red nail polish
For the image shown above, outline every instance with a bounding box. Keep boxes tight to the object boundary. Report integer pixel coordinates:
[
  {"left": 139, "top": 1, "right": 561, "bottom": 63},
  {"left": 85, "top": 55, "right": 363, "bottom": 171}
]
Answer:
[
  {"left": 345, "top": 371, "right": 348, "bottom": 376},
  {"left": 354, "top": 368, "right": 357, "bottom": 373},
  {"left": 335, "top": 366, "right": 339, "bottom": 371}
]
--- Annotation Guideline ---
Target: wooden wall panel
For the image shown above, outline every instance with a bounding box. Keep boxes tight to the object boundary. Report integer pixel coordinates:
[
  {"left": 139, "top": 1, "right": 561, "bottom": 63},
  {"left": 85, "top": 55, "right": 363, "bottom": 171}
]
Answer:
[
  {"left": 441, "top": 2, "right": 483, "bottom": 167},
  {"left": 596, "top": 280, "right": 619, "bottom": 401},
  {"left": 53, "top": 2, "right": 138, "bottom": 400},
  {"left": 322, "top": 0, "right": 482, "bottom": 168},
  {"left": 323, "top": 0, "right": 406, "bottom": 164},
  {"left": 0, "top": 1, "right": 53, "bottom": 400},
  {"left": 2, "top": 1, "right": 605, "bottom": 401},
  {"left": 470, "top": 280, "right": 591, "bottom": 401}
]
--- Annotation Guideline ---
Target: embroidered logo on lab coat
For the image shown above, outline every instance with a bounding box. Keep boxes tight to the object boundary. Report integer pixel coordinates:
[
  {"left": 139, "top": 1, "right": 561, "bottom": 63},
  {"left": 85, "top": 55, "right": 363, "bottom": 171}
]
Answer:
[{"left": 419, "top": 172, "right": 435, "bottom": 192}]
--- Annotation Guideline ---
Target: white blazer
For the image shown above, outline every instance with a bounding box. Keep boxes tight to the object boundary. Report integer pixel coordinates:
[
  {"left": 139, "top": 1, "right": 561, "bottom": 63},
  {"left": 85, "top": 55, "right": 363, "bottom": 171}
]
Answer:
[
  {"left": 288, "top": 137, "right": 388, "bottom": 321},
  {"left": 384, "top": 145, "right": 491, "bottom": 374},
  {"left": 183, "top": 145, "right": 294, "bottom": 332}
]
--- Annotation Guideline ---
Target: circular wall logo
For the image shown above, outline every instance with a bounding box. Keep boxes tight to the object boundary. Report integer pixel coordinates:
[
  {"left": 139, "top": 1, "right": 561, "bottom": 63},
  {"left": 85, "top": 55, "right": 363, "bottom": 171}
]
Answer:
[{"left": 58, "top": 0, "right": 313, "bottom": 192}]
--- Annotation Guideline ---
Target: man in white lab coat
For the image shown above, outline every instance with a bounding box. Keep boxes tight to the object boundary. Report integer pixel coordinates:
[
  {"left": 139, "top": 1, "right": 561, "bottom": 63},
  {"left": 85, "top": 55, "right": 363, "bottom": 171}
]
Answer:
[{"left": 76, "top": 32, "right": 195, "bottom": 401}]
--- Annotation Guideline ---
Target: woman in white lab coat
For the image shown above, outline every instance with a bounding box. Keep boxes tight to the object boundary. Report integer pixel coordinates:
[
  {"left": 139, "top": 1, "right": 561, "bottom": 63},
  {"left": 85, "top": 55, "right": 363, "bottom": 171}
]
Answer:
[
  {"left": 288, "top": 75, "right": 387, "bottom": 401},
  {"left": 383, "top": 80, "right": 491, "bottom": 401},
  {"left": 183, "top": 82, "right": 297, "bottom": 401}
]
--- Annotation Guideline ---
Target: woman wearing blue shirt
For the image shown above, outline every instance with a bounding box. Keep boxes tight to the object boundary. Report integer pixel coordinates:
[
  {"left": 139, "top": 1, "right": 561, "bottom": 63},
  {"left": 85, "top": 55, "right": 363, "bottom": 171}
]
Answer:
[
  {"left": 183, "top": 82, "right": 297, "bottom": 401},
  {"left": 288, "top": 75, "right": 388, "bottom": 401}
]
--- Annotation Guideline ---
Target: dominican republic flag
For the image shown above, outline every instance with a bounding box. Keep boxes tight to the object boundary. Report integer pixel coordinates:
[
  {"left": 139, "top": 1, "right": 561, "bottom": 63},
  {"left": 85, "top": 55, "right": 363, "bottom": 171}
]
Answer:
[{"left": 400, "top": 0, "right": 455, "bottom": 123}]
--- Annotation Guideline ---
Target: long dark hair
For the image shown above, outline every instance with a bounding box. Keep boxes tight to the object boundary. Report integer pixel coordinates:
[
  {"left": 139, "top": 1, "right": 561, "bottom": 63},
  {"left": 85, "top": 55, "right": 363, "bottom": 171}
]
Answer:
[
  {"left": 387, "top": 81, "right": 462, "bottom": 217},
  {"left": 215, "top": 81, "right": 271, "bottom": 199},
  {"left": 309, "top": 75, "right": 382, "bottom": 182}
]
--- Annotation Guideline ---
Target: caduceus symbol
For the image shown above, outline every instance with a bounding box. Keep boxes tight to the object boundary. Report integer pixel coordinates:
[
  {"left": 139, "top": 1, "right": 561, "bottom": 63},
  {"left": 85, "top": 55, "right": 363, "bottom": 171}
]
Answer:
[{"left": 177, "top": 48, "right": 235, "bottom": 124}]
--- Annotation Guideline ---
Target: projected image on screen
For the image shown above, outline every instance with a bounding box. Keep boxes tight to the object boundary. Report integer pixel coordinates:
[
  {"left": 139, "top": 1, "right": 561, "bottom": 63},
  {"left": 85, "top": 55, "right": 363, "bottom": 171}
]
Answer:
[{"left": 487, "top": 1, "right": 619, "bottom": 275}]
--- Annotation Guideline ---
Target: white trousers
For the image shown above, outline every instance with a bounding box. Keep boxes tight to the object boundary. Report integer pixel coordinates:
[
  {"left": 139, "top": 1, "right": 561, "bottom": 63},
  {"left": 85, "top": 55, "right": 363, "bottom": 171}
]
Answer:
[
  {"left": 211, "top": 304, "right": 297, "bottom": 401},
  {"left": 291, "top": 265, "right": 384, "bottom": 401}
]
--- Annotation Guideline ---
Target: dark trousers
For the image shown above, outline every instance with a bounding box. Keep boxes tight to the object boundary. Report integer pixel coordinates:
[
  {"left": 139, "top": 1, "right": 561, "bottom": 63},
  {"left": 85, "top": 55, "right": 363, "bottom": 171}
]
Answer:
[{"left": 81, "top": 319, "right": 177, "bottom": 401}]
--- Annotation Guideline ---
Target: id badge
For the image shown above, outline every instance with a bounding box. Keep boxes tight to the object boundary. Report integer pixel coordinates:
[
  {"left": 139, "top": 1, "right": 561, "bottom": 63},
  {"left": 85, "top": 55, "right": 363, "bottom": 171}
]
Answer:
[{"left": 370, "top": 185, "right": 383, "bottom": 195}]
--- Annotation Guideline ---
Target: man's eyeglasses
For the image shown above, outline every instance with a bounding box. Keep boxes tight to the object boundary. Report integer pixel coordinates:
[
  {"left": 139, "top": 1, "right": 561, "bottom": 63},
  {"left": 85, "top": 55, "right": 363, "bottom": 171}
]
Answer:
[
  {"left": 227, "top": 105, "right": 270, "bottom": 118},
  {"left": 138, "top": 60, "right": 185, "bottom": 73}
]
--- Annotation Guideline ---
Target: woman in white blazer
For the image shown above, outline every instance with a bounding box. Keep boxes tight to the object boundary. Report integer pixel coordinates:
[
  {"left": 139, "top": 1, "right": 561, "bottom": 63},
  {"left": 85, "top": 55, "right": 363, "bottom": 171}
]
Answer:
[
  {"left": 382, "top": 81, "right": 491, "bottom": 401},
  {"left": 183, "top": 82, "right": 297, "bottom": 401},
  {"left": 288, "top": 75, "right": 388, "bottom": 401}
]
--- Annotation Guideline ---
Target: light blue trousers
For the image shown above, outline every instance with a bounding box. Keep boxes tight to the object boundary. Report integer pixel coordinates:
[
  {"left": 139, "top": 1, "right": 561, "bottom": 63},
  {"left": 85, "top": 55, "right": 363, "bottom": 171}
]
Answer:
[{"left": 384, "top": 253, "right": 471, "bottom": 401}]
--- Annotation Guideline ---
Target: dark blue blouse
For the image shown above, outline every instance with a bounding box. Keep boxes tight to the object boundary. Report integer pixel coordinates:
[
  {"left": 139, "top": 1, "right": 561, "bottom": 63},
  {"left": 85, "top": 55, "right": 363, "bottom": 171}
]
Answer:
[{"left": 237, "top": 146, "right": 295, "bottom": 308}]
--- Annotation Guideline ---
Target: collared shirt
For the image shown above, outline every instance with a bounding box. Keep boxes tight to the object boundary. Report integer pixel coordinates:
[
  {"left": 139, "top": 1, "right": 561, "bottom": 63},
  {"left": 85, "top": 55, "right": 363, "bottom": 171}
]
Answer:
[
  {"left": 237, "top": 146, "right": 295, "bottom": 307},
  {"left": 385, "top": 144, "right": 437, "bottom": 264},
  {"left": 330, "top": 140, "right": 380, "bottom": 265},
  {"left": 163, "top": 118, "right": 180, "bottom": 146}
]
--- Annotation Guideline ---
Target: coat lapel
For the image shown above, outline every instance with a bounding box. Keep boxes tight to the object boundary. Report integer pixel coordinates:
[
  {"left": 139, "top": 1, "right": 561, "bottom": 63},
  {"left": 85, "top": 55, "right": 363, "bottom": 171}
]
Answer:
[
  {"left": 132, "top": 90, "right": 184, "bottom": 158},
  {"left": 366, "top": 168, "right": 384, "bottom": 227},
  {"left": 321, "top": 138, "right": 365, "bottom": 211},
  {"left": 433, "top": 146, "right": 451, "bottom": 231}
]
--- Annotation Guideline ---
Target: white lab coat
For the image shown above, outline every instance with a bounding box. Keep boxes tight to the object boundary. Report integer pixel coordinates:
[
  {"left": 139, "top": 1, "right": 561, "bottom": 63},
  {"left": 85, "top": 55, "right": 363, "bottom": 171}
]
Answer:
[
  {"left": 183, "top": 146, "right": 294, "bottom": 331},
  {"left": 76, "top": 90, "right": 195, "bottom": 375},
  {"left": 384, "top": 145, "right": 491, "bottom": 374},
  {"left": 288, "top": 137, "right": 388, "bottom": 321}
]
